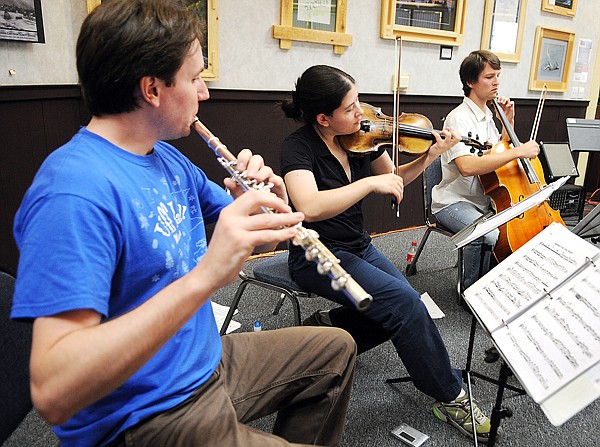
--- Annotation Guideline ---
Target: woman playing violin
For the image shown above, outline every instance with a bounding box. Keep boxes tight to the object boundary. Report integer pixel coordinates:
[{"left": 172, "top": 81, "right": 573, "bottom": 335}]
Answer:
[
  {"left": 431, "top": 50, "right": 540, "bottom": 291},
  {"left": 280, "top": 65, "right": 498, "bottom": 444}
]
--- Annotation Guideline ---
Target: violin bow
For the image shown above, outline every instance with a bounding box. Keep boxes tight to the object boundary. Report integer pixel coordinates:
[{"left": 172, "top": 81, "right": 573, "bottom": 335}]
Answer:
[
  {"left": 392, "top": 36, "right": 403, "bottom": 217},
  {"left": 530, "top": 83, "right": 548, "bottom": 142}
]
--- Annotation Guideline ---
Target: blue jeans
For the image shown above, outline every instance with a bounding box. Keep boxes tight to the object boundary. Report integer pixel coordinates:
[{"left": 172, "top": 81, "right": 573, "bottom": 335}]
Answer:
[
  {"left": 290, "top": 243, "right": 462, "bottom": 403},
  {"left": 434, "top": 201, "right": 499, "bottom": 290}
]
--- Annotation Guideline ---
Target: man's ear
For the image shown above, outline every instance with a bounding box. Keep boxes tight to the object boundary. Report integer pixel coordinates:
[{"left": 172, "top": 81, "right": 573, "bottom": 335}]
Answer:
[{"left": 139, "top": 76, "right": 161, "bottom": 108}]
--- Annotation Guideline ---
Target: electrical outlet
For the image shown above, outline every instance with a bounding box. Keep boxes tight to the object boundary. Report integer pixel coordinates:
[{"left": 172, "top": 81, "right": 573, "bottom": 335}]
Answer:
[
  {"left": 391, "top": 74, "right": 409, "bottom": 91},
  {"left": 571, "top": 87, "right": 579, "bottom": 99}
]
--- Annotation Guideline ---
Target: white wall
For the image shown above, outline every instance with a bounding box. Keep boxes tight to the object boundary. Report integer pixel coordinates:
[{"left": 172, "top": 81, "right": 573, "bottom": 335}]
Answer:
[
  {"left": 214, "top": 1, "right": 600, "bottom": 101},
  {"left": 0, "top": 0, "right": 86, "bottom": 85},
  {"left": 1, "top": 1, "right": 599, "bottom": 102}
]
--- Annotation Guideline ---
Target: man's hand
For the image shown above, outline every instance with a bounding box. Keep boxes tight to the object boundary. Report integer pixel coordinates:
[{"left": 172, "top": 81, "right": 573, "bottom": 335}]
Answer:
[
  {"left": 224, "top": 149, "right": 288, "bottom": 205},
  {"left": 197, "top": 189, "right": 303, "bottom": 287}
]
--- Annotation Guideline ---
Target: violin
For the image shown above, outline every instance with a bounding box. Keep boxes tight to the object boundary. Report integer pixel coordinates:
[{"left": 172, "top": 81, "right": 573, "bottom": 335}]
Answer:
[{"left": 338, "top": 102, "right": 490, "bottom": 156}]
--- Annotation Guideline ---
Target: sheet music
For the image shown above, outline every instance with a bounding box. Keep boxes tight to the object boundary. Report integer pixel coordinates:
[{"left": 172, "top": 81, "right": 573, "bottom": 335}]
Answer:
[
  {"left": 452, "top": 176, "right": 569, "bottom": 249},
  {"left": 463, "top": 223, "right": 600, "bottom": 425},
  {"left": 494, "top": 264, "right": 600, "bottom": 403},
  {"left": 464, "top": 223, "right": 599, "bottom": 333}
]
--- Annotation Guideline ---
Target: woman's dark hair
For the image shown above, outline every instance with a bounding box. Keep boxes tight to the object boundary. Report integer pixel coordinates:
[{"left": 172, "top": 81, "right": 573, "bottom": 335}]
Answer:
[
  {"left": 459, "top": 50, "right": 501, "bottom": 96},
  {"left": 77, "top": 0, "right": 203, "bottom": 116},
  {"left": 281, "top": 65, "right": 356, "bottom": 125}
]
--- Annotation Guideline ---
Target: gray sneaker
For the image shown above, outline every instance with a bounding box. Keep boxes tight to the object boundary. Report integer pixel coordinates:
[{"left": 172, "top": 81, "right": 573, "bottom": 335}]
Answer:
[{"left": 432, "top": 392, "right": 500, "bottom": 444}]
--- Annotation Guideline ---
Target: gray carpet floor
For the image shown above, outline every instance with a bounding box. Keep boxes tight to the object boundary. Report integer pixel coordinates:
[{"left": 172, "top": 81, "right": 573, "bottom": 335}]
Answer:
[{"left": 4, "top": 228, "right": 599, "bottom": 446}]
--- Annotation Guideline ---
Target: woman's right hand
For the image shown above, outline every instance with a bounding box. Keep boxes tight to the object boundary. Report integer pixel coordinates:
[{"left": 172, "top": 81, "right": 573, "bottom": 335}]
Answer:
[{"left": 370, "top": 173, "right": 404, "bottom": 204}]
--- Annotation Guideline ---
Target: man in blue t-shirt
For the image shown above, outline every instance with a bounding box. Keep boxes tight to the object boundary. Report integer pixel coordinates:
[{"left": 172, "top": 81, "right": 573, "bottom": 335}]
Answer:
[{"left": 10, "top": 2, "right": 356, "bottom": 446}]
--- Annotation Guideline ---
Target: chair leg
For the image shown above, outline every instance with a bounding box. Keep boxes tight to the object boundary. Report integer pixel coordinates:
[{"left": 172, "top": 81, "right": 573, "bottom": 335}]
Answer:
[
  {"left": 273, "top": 292, "right": 302, "bottom": 326},
  {"left": 272, "top": 293, "right": 286, "bottom": 316},
  {"left": 406, "top": 227, "right": 433, "bottom": 276},
  {"left": 457, "top": 247, "right": 464, "bottom": 305},
  {"left": 220, "top": 279, "right": 250, "bottom": 336}
]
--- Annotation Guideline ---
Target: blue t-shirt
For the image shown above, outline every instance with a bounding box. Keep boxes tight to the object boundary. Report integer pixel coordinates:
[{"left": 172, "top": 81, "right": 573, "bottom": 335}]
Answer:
[{"left": 12, "top": 128, "right": 233, "bottom": 447}]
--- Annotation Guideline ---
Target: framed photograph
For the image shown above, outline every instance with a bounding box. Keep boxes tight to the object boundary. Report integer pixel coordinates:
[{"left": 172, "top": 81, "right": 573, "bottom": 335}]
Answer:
[
  {"left": 0, "top": 0, "right": 45, "bottom": 43},
  {"left": 541, "top": 0, "right": 577, "bottom": 18},
  {"left": 272, "top": 0, "right": 352, "bottom": 55},
  {"left": 380, "top": 0, "right": 467, "bottom": 46},
  {"left": 85, "top": 0, "right": 219, "bottom": 81},
  {"left": 481, "top": 0, "right": 527, "bottom": 63},
  {"left": 186, "top": 0, "right": 219, "bottom": 80},
  {"left": 529, "top": 26, "right": 575, "bottom": 92}
]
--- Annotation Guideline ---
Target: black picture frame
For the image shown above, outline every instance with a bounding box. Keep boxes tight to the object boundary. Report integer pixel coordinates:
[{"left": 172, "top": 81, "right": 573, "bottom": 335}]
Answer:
[{"left": 0, "top": 0, "right": 45, "bottom": 43}]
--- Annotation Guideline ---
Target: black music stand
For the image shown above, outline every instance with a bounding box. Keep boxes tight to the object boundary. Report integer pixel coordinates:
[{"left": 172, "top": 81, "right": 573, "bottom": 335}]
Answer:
[
  {"left": 572, "top": 202, "right": 600, "bottom": 242},
  {"left": 451, "top": 183, "right": 568, "bottom": 447},
  {"left": 462, "top": 315, "right": 525, "bottom": 447},
  {"left": 566, "top": 118, "right": 600, "bottom": 154}
]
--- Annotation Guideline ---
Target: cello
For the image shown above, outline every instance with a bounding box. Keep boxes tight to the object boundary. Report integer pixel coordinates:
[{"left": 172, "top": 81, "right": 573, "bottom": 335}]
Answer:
[{"left": 479, "top": 98, "right": 565, "bottom": 262}]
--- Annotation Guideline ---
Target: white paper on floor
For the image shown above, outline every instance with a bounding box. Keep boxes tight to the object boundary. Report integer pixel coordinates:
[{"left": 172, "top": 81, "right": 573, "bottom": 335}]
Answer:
[{"left": 420, "top": 292, "right": 445, "bottom": 319}]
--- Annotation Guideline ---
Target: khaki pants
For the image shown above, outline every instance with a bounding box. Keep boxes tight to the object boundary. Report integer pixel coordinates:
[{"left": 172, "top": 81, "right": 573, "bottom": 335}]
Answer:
[{"left": 115, "top": 326, "right": 356, "bottom": 447}]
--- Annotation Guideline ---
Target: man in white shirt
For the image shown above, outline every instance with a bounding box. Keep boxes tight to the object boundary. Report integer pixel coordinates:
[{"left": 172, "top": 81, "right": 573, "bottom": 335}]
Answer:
[{"left": 431, "top": 50, "right": 540, "bottom": 291}]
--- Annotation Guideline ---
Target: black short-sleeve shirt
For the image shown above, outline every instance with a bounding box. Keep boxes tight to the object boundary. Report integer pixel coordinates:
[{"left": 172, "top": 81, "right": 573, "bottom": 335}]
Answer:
[{"left": 280, "top": 124, "right": 385, "bottom": 265}]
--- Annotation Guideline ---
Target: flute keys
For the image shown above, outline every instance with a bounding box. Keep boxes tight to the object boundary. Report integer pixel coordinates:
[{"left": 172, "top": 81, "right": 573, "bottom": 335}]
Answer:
[
  {"left": 305, "top": 247, "right": 319, "bottom": 262},
  {"left": 331, "top": 275, "right": 348, "bottom": 291},
  {"left": 317, "top": 261, "right": 332, "bottom": 275}
]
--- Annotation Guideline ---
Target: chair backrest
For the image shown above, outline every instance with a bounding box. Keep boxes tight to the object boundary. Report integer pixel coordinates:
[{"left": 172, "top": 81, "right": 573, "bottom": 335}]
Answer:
[
  {"left": 422, "top": 157, "right": 443, "bottom": 226},
  {"left": 0, "top": 268, "right": 34, "bottom": 444}
]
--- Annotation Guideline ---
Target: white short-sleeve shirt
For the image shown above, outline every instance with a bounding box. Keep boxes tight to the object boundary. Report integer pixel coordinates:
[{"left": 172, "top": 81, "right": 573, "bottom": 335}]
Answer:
[{"left": 431, "top": 97, "right": 501, "bottom": 214}]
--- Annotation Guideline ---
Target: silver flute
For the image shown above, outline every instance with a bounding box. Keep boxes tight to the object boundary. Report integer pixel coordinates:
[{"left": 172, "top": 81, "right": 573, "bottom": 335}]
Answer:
[{"left": 192, "top": 117, "right": 372, "bottom": 311}]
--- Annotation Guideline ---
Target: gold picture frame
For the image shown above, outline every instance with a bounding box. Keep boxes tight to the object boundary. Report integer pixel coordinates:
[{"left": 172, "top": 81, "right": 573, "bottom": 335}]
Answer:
[
  {"left": 541, "top": 0, "right": 577, "bottom": 18},
  {"left": 86, "top": 0, "right": 219, "bottom": 81},
  {"left": 529, "top": 26, "right": 575, "bottom": 92},
  {"left": 481, "top": 0, "right": 527, "bottom": 63},
  {"left": 86, "top": 0, "right": 101, "bottom": 13},
  {"left": 272, "top": 0, "right": 352, "bottom": 55},
  {"left": 380, "top": 0, "right": 467, "bottom": 46}
]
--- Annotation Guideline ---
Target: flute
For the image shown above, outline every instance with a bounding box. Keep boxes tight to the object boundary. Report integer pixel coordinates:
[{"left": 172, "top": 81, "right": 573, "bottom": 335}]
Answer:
[{"left": 191, "top": 117, "right": 372, "bottom": 311}]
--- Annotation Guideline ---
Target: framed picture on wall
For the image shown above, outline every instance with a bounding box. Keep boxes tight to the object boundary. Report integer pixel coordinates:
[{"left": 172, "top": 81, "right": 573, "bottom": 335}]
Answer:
[
  {"left": 529, "top": 26, "right": 575, "bottom": 92},
  {"left": 272, "top": 0, "right": 352, "bottom": 55},
  {"left": 541, "top": 0, "right": 577, "bottom": 18},
  {"left": 0, "top": 0, "right": 45, "bottom": 43},
  {"left": 481, "top": 0, "right": 527, "bottom": 63},
  {"left": 186, "top": 0, "right": 219, "bottom": 80},
  {"left": 86, "top": 0, "right": 219, "bottom": 81},
  {"left": 380, "top": 0, "right": 467, "bottom": 46}
]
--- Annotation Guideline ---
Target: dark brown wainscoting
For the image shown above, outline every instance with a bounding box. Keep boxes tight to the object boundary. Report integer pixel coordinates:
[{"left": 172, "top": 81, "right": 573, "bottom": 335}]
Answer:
[{"left": 0, "top": 86, "right": 589, "bottom": 271}]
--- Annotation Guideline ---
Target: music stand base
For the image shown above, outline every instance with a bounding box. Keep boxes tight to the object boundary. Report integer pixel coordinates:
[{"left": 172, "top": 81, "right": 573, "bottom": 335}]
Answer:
[{"left": 464, "top": 315, "right": 525, "bottom": 447}]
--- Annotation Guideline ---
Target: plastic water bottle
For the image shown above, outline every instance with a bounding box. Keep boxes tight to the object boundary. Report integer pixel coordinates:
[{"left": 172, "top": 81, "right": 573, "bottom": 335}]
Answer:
[
  {"left": 406, "top": 241, "right": 417, "bottom": 273},
  {"left": 253, "top": 321, "right": 262, "bottom": 332}
]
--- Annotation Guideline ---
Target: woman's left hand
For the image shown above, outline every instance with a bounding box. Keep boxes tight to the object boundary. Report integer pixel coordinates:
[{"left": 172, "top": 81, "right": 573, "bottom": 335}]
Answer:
[{"left": 428, "top": 128, "right": 461, "bottom": 158}]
